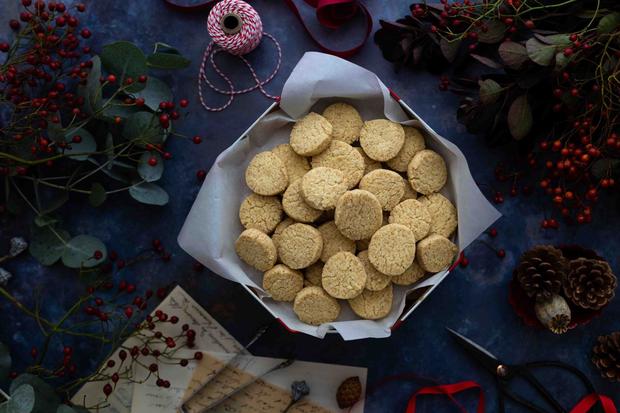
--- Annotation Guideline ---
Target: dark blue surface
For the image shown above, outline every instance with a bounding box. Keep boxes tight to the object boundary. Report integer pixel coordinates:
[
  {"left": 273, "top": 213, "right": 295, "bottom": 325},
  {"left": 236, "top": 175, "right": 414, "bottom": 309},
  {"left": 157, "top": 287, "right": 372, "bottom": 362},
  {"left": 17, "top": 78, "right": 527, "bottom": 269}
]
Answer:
[{"left": 1, "top": 1, "right": 619, "bottom": 411}]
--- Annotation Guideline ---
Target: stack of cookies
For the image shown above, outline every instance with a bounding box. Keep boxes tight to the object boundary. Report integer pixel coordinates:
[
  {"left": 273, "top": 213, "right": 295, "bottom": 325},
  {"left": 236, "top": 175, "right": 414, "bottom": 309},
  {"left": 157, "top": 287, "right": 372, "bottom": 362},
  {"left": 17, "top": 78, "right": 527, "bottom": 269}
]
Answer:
[{"left": 235, "top": 103, "right": 458, "bottom": 327}]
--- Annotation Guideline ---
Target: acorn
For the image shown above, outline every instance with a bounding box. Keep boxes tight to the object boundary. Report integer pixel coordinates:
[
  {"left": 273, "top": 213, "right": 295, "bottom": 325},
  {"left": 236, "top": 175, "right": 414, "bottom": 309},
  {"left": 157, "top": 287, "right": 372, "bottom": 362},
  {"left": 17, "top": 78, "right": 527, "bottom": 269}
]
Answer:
[
  {"left": 336, "top": 376, "right": 362, "bottom": 409},
  {"left": 534, "top": 293, "right": 571, "bottom": 334}
]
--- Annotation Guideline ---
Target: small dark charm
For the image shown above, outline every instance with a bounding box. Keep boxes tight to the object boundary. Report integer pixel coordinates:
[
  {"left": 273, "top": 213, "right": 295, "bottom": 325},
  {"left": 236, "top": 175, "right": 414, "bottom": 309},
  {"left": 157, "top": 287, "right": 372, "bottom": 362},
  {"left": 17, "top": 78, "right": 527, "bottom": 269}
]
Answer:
[
  {"left": 592, "top": 332, "right": 620, "bottom": 382},
  {"left": 336, "top": 376, "right": 362, "bottom": 409},
  {"left": 516, "top": 245, "right": 568, "bottom": 302},
  {"left": 564, "top": 258, "right": 617, "bottom": 310}
]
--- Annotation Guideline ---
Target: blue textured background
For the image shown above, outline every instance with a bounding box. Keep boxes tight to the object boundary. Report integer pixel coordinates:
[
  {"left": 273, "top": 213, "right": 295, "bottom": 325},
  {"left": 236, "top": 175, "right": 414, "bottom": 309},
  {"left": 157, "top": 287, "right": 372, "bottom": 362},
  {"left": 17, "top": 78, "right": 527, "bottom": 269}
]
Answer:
[{"left": 1, "top": 0, "right": 619, "bottom": 411}]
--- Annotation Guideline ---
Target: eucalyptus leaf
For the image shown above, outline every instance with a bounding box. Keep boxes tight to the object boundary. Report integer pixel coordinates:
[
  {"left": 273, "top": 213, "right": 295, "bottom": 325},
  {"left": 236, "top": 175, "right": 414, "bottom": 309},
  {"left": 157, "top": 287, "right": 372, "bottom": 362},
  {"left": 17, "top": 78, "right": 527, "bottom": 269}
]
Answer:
[
  {"left": 526, "top": 37, "right": 556, "bottom": 66},
  {"left": 498, "top": 41, "right": 528, "bottom": 69},
  {"left": 538, "top": 34, "right": 571, "bottom": 46},
  {"left": 10, "top": 374, "right": 59, "bottom": 413},
  {"left": 0, "top": 342, "right": 11, "bottom": 381},
  {"left": 89, "top": 183, "right": 107, "bottom": 207},
  {"left": 81, "top": 56, "right": 102, "bottom": 115},
  {"left": 100, "top": 100, "right": 141, "bottom": 121},
  {"left": 7, "top": 384, "right": 34, "bottom": 413},
  {"left": 129, "top": 182, "right": 169, "bottom": 206},
  {"left": 34, "top": 215, "right": 59, "bottom": 227},
  {"left": 598, "top": 12, "right": 620, "bottom": 34},
  {"left": 62, "top": 128, "right": 96, "bottom": 161},
  {"left": 470, "top": 54, "right": 503, "bottom": 69},
  {"left": 130, "top": 77, "right": 173, "bottom": 111},
  {"left": 61, "top": 235, "right": 107, "bottom": 269},
  {"left": 555, "top": 52, "right": 569, "bottom": 69},
  {"left": 137, "top": 152, "right": 164, "bottom": 182},
  {"left": 439, "top": 38, "right": 461, "bottom": 62},
  {"left": 122, "top": 112, "right": 167, "bottom": 146},
  {"left": 478, "top": 20, "right": 505, "bottom": 43},
  {"left": 147, "top": 53, "right": 190, "bottom": 69},
  {"left": 507, "top": 95, "right": 533, "bottom": 140},
  {"left": 29, "top": 226, "right": 70, "bottom": 266},
  {"left": 100, "top": 41, "right": 147, "bottom": 92},
  {"left": 479, "top": 79, "right": 502, "bottom": 104}
]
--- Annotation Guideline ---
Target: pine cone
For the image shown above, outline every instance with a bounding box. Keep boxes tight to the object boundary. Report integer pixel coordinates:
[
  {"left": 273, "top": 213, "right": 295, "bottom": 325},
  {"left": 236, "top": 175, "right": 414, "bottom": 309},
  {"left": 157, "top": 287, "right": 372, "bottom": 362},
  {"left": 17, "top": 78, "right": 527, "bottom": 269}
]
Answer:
[
  {"left": 336, "top": 376, "right": 362, "bottom": 409},
  {"left": 515, "top": 245, "right": 568, "bottom": 302},
  {"left": 592, "top": 332, "right": 620, "bottom": 382},
  {"left": 564, "top": 258, "right": 617, "bottom": 310}
]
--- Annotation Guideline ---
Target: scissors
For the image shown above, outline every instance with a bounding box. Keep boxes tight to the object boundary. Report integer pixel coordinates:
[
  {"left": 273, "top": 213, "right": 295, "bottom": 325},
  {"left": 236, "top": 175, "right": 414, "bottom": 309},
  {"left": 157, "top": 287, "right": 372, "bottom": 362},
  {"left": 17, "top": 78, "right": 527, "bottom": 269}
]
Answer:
[{"left": 447, "top": 328, "right": 601, "bottom": 413}]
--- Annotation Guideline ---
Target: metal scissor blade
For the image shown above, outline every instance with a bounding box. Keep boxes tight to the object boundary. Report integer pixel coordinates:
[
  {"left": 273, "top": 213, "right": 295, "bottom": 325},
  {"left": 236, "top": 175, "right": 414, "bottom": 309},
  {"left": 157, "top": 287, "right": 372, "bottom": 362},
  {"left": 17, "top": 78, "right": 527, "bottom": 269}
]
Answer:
[{"left": 446, "top": 327, "right": 501, "bottom": 374}]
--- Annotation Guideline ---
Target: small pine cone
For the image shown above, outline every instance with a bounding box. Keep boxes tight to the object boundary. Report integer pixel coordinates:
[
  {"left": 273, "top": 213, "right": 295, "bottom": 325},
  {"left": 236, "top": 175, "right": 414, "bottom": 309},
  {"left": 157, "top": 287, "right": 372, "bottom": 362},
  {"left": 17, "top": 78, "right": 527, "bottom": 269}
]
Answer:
[
  {"left": 516, "top": 245, "right": 568, "bottom": 302},
  {"left": 592, "top": 332, "right": 620, "bottom": 382},
  {"left": 336, "top": 376, "right": 362, "bottom": 409},
  {"left": 564, "top": 258, "right": 617, "bottom": 310}
]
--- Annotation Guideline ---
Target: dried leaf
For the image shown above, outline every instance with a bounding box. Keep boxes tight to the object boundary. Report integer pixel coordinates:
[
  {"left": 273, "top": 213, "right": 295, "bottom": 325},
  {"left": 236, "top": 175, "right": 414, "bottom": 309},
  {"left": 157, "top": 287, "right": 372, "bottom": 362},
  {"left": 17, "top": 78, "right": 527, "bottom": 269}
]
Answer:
[
  {"left": 498, "top": 42, "right": 529, "bottom": 69},
  {"left": 507, "top": 95, "right": 533, "bottom": 140}
]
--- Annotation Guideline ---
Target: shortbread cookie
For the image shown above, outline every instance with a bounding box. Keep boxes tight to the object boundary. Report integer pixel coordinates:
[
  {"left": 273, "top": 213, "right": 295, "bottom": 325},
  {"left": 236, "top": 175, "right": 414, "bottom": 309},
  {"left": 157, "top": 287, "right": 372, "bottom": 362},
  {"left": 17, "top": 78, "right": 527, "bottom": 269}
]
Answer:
[
  {"left": 263, "top": 264, "right": 304, "bottom": 301},
  {"left": 359, "top": 119, "right": 405, "bottom": 162},
  {"left": 348, "top": 285, "right": 393, "bottom": 320},
  {"left": 239, "top": 194, "right": 283, "bottom": 234},
  {"left": 301, "top": 167, "right": 347, "bottom": 210},
  {"left": 416, "top": 234, "right": 458, "bottom": 272},
  {"left": 389, "top": 199, "right": 432, "bottom": 240},
  {"left": 407, "top": 149, "right": 447, "bottom": 195},
  {"left": 355, "top": 214, "right": 388, "bottom": 251},
  {"left": 386, "top": 126, "right": 426, "bottom": 172},
  {"left": 355, "top": 147, "right": 381, "bottom": 175},
  {"left": 392, "top": 260, "right": 425, "bottom": 286},
  {"left": 401, "top": 181, "right": 418, "bottom": 201},
  {"left": 290, "top": 112, "right": 333, "bottom": 156},
  {"left": 322, "top": 103, "right": 363, "bottom": 144},
  {"left": 358, "top": 250, "right": 391, "bottom": 291},
  {"left": 359, "top": 169, "right": 405, "bottom": 211},
  {"left": 245, "top": 151, "right": 288, "bottom": 196},
  {"left": 282, "top": 179, "right": 322, "bottom": 223},
  {"left": 272, "top": 143, "right": 311, "bottom": 182},
  {"left": 368, "top": 224, "right": 416, "bottom": 276},
  {"left": 311, "top": 140, "right": 365, "bottom": 189},
  {"left": 304, "top": 262, "right": 324, "bottom": 287},
  {"left": 293, "top": 286, "right": 340, "bottom": 325},
  {"left": 419, "top": 193, "right": 458, "bottom": 238},
  {"left": 334, "top": 190, "right": 383, "bottom": 241},
  {"left": 322, "top": 252, "right": 366, "bottom": 299},
  {"left": 272, "top": 218, "right": 295, "bottom": 249},
  {"left": 235, "top": 229, "right": 277, "bottom": 272},
  {"left": 277, "top": 223, "right": 323, "bottom": 269},
  {"left": 318, "top": 221, "right": 356, "bottom": 262}
]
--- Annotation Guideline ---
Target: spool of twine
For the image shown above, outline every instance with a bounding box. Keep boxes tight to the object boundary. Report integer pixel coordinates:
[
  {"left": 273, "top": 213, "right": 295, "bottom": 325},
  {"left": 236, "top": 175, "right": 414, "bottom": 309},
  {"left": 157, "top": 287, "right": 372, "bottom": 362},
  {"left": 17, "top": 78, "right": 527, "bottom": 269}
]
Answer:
[{"left": 199, "top": 0, "right": 281, "bottom": 111}]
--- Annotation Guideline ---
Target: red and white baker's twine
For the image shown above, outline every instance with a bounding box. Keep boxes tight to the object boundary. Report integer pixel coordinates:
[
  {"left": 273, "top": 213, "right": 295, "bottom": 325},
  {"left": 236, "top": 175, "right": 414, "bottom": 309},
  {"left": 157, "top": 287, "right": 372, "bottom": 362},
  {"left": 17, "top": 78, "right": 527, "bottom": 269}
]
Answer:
[{"left": 199, "top": 0, "right": 281, "bottom": 112}]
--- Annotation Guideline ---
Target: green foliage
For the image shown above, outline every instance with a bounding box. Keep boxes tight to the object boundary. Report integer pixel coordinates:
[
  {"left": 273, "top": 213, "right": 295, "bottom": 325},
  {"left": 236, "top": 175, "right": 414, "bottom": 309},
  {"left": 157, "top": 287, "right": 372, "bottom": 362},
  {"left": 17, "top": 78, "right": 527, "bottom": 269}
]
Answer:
[
  {"left": 61, "top": 235, "right": 107, "bottom": 269},
  {"left": 9, "top": 374, "right": 60, "bottom": 413},
  {"left": 129, "top": 182, "right": 169, "bottom": 205},
  {"left": 131, "top": 78, "right": 173, "bottom": 111},
  {"left": 147, "top": 42, "right": 191, "bottom": 69},
  {"left": 101, "top": 41, "right": 147, "bottom": 92},
  {"left": 507, "top": 95, "right": 533, "bottom": 140},
  {"left": 29, "top": 226, "right": 70, "bottom": 266}
]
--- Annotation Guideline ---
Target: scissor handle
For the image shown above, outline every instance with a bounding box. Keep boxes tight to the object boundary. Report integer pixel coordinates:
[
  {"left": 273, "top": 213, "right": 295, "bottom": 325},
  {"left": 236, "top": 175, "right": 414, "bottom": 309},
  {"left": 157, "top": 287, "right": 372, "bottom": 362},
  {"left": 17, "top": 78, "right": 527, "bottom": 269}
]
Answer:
[{"left": 498, "top": 361, "right": 600, "bottom": 413}]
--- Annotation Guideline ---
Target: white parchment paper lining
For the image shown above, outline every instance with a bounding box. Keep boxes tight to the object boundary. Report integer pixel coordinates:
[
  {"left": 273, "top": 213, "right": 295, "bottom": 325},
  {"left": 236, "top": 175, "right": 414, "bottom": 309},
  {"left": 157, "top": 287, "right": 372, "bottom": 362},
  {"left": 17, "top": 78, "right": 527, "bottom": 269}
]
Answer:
[{"left": 178, "top": 52, "right": 501, "bottom": 341}]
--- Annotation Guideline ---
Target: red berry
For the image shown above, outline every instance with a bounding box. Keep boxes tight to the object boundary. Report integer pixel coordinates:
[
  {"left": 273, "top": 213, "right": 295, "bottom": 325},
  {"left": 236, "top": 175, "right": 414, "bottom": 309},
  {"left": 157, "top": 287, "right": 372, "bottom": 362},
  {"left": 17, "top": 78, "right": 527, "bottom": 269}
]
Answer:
[
  {"left": 163, "top": 152, "right": 172, "bottom": 160},
  {"left": 72, "top": 135, "right": 82, "bottom": 143},
  {"left": 459, "top": 256, "right": 469, "bottom": 268},
  {"left": 103, "top": 384, "right": 113, "bottom": 396},
  {"left": 524, "top": 20, "right": 535, "bottom": 29},
  {"left": 111, "top": 373, "right": 119, "bottom": 383},
  {"left": 31, "top": 347, "right": 38, "bottom": 359},
  {"left": 496, "top": 249, "right": 506, "bottom": 258},
  {"left": 107, "top": 360, "right": 115, "bottom": 368},
  {"left": 148, "top": 156, "right": 158, "bottom": 167},
  {"left": 114, "top": 116, "right": 122, "bottom": 125},
  {"left": 149, "top": 363, "right": 158, "bottom": 372},
  {"left": 124, "top": 306, "right": 133, "bottom": 318},
  {"left": 489, "top": 228, "right": 498, "bottom": 237},
  {"left": 570, "top": 88, "right": 579, "bottom": 97},
  {"left": 80, "top": 28, "right": 91, "bottom": 39},
  {"left": 107, "top": 74, "right": 117, "bottom": 83},
  {"left": 192, "top": 136, "right": 202, "bottom": 144},
  {"left": 196, "top": 169, "right": 206, "bottom": 181},
  {"left": 159, "top": 114, "right": 169, "bottom": 125},
  {"left": 76, "top": 3, "right": 86, "bottom": 12},
  {"left": 563, "top": 47, "right": 574, "bottom": 57},
  {"left": 9, "top": 20, "right": 20, "bottom": 30},
  {"left": 180, "top": 99, "right": 189, "bottom": 108},
  {"left": 55, "top": 16, "right": 66, "bottom": 26},
  {"left": 138, "top": 75, "right": 148, "bottom": 83},
  {"left": 194, "top": 352, "right": 203, "bottom": 360},
  {"left": 0, "top": 43, "right": 9, "bottom": 53},
  {"left": 180, "top": 359, "right": 189, "bottom": 367},
  {"left": 93, "top": 250, "right": 103, "bottom": 260},
  {"left": 135, "top": 97, "right": 145, "bottom": 107}
]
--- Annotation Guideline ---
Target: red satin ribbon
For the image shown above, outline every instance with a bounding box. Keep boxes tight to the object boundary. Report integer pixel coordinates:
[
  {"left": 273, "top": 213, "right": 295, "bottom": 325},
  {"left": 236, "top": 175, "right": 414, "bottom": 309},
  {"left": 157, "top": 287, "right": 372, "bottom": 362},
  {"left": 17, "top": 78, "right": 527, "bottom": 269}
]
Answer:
[
  {"left": 164, "top": 0, "right": 372, "bottom": 58},
  {"left": 570, "top": 393, "right": 618, "bottom": 413},
  {"left": 405, "top": 381, "right": 617, "bottom": 413},
  {"left": 405, "top": 381, "right": 484, "bottom": 413}
]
